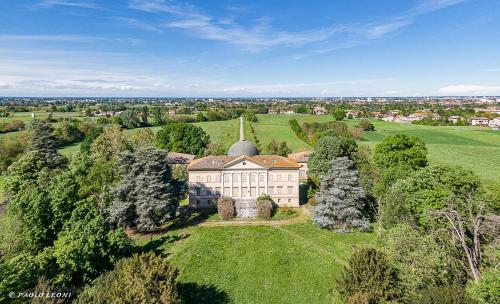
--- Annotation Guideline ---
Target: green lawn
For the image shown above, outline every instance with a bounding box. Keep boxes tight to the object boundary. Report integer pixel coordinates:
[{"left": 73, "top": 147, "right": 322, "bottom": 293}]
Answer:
[
  {"left": 245, "top": 115, "right": 500, "bottom": 184},
  {"left": 356, "top": 120, "right": 500, "bottom": 184},
  {"left": 135, "top": 220, "right": 375, "bottom": 304}
]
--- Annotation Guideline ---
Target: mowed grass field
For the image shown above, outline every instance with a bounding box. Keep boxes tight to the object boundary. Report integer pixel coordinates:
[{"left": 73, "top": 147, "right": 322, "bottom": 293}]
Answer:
[
  {"left": 239, "top": 115, "right": 499, "bottom": 184},
  {"left": 60, "top": 114, "right": 500, "bottom": 183},
  {"left": 135, "top": 220, "right": 375, "bottom": 304},
  {"left": 0, "top": 111, "right": 83, "bottom": 123}
]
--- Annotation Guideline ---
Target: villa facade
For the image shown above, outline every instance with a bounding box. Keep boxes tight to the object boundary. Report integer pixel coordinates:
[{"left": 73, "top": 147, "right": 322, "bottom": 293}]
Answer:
[{"left": 187, "top": 117, "right": 303, "bottom": 209}]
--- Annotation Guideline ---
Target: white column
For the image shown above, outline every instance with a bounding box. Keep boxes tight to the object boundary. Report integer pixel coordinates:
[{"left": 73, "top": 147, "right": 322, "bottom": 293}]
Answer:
[
  {"left": 265, "top": 171, "right": 269, "bottom": 194},
  {"left": 221, "top": 173, "right": 224, "bottom": 196},
  {"left": 230, "top": 173, "right": 233, "bottom": 197},
  {"left": 256, "top": 172, "right": 260, "bottom": 196},
  {"left": 239, "top": 172, "right": 242, "bottom": 198},
  {"left": 247, "top": 172, "right": 251, "bottom": 197}
]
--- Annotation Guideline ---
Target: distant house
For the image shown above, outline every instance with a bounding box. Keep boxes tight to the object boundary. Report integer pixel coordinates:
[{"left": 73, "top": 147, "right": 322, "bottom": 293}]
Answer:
[
  {"left": 488, "top": 118, "right": 500, "bottom": 129},
  {"left": 268, "top": 109, "right": 279, "bottom": 115},
  {"left": 448, "top": 115, "right": 462, "bottom": 124},
  {"left": 431, "top": 114, "right": 441, "bottom": 121},
  {"left": 382, "top": 116, "right": 395, "bottom": 122},
  {"left": 346, "top": 110, "right": 361, "bottom": 118},
  {"left": 469, "top": 117, "right": 489, "bottom": 126},
  {"left": 168, "top": 109, "right": 176, "bottom": 115},
  {"left": 287, "top": 151, "right": 313, "bottom": 179},
  {"left": 283, "top": 110, "right": 295, "bottom": 115},
  {"left": 313, "top": 106, "right": 327, "bottom": 115}
]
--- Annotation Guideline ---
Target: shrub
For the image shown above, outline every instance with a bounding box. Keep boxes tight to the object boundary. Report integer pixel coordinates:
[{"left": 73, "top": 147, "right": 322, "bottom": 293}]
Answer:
[
  {"left": 468, "top": 268, "right": 499, "bottom": 304},
  {"left": 358, "top": 119, "right": 375, "bottom": 131},
  {"left": 256, "top": 197, "right": 273, "bottom": 220},
  {"left": 336, "top": 248, "right": 401, "bottom": 303},
  {"left": 419, "top": 285, "right": 478, "bottom": 304},
  {"left": 217, "top": 197, "right": 235, "bottom": 220},
  {"left": 76, "top": 252, "right": 180, "bottom": 304}
]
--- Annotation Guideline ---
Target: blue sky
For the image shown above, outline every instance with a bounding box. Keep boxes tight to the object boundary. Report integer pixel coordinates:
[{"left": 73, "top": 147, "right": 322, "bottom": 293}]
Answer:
[{"left": 0, "top": 0, "right": 499, "bottom": 97}]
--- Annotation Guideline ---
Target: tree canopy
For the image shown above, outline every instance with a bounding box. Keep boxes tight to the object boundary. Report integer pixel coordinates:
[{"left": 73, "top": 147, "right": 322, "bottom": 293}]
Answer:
[
  {"left": 308, "top": 136, "right": 357, "bottom": 178},
  {"left": 155, "top": 122, "right": 209, "bottom": 156}
]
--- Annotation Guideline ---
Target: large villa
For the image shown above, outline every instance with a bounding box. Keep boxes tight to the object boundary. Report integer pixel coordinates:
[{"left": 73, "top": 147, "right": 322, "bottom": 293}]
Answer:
[{"left": 187, "top": 117, "right": 310, "bottom": 209}]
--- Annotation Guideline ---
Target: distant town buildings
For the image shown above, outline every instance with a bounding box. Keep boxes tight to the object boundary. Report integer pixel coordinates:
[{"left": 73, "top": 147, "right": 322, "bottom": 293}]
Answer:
[
  {"left": 469, "top": 117, "right": 490, "bottom": 126},
  {"left": 313, "top": 106, "right": 327, "bottom": 115}
]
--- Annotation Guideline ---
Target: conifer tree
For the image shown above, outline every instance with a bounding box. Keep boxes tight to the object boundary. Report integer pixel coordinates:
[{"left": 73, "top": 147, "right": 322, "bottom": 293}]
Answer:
[
  {"left": 108, "top": 147, "right": 180, "bottom": 232},
  {"left": 28, "top": 120, "right": 64, "bottom": 168},
  {"left": 312, "top": 157, "right": 370, "bottom": 232}
]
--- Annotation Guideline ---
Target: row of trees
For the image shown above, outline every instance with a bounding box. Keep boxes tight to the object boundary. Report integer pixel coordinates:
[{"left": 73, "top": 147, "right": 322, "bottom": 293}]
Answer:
[
  {"left": 307, "top": 131, "right": 499, "bottom": 303},
  {"left": 0, "top": 120, "right": 191, "bottom": 302}
]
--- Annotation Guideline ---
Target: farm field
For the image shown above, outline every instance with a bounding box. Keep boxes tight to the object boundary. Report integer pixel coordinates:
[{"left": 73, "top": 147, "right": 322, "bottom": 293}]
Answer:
[
  {"left": 0, "top": 111, "right": 83, "bottom": 123},
  {"left": 57, "top": 114, "right": 500, "bottom": 183},
  {"left": 245, "top": 115, "right": 500, "bottom": 184},
  {"left": 134, "top": 219, "right": 375, "bottom": 304}
]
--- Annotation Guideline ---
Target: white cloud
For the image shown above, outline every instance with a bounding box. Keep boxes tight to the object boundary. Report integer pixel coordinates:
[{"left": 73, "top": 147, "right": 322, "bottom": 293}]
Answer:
[
  {"left": 36, "top": 0, "right": 99, "bottom": 9},
  {"left": 437, "top": 84, "right": 500, "bottom": 95},
  {"left": 0, "top": 35, "right": 141, "bottom": 45},
  {"left": 126, "top": 0, "right": 468, "bottom": 52}
]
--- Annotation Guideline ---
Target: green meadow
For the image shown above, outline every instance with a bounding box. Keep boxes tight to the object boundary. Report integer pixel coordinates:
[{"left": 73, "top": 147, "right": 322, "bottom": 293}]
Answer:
[
  {"left": 58, "top": 114, "right": 500, "bottom": 183},
  {"left": 134, "top": 218, "right": 375, "bottom": 304},
  {"left": 240, "top": 115, "right": 499, "bottom": 184}
]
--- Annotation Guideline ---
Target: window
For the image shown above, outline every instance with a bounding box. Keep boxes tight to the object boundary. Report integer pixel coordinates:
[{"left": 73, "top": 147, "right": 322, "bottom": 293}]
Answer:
[
  {"left": 250, "top": 174, "right": 256, "bottom": 182},
  {"left": 259, "top": 174, "right": 265, "bottom": 182},
  {"left": 224, "top": 174, "right": 230, "bottom": 182},
  {"left": 242, "top": 174, "right": 248, "bottom": 182},
  {"left": 287, "top": 186, "right": 293, "bottom": 195},
  {"left": 268, "top": 186, "right": 274, "bottom": 195},
  {"left": 269, "top": 175, "right": 273, "bottom": 181},
  {"left": 288, "top": 174, "right": 292, "bottom": 181},
  {"left": 288, "top": 199, "right": 291, "bottom": 204},
  {"left": 233, "top": 187, "right": 240, "bottom": 197},
  {"left": 232, "top": 174, "right": 239, "bottom": 182},
  {"left": 277, "top": 186, "right": 283, "bottom": 195},
  {"left": 207, "top": 175, "right": 211, "bottom": 182},
  {"left": 277, "top": 174, "right": 282, "bottom": 181},
  {"left": 299, "top": 170, "right": 306, "bottom": 178},
  {"left": 196, "top": 176, "right": 201, "bottom": 182},
  {"left": 223, "top": 187, "right": 230, "bottom": 196}
]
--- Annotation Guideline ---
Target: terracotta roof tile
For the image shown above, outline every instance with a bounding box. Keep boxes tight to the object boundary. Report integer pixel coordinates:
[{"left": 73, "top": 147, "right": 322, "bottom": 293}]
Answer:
[{"left": 187, "top": 155, "right": 300, "bottom": 170}]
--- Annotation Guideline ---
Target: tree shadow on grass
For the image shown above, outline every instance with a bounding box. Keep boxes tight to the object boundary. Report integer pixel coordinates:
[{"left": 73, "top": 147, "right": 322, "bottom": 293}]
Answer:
[
  {"left": 178, "top": 282, "right": 231, "bottom": 304},
  {"left": 138, "top": 233, "right": 190, "bottom": 256},
  {"left": 168, "top": 209, "right": 217, "bottom": 231}
]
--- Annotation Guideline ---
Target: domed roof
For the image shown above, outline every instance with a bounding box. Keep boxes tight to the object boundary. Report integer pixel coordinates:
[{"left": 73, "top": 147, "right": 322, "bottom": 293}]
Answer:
[{"left": 228, "top": 140, "right": 259, "bottom": 157}]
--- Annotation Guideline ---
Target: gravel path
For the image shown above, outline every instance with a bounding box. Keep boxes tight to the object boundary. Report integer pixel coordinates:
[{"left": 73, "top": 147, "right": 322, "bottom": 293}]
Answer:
[{"left": 199, "top": 206, "right": 310, "bottom": 227}]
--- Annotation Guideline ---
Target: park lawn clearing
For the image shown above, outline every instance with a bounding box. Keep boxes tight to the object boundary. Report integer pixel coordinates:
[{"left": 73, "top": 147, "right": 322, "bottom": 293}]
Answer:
[{"left": 135, "top": 220, "right": 375, "bottom": 304}]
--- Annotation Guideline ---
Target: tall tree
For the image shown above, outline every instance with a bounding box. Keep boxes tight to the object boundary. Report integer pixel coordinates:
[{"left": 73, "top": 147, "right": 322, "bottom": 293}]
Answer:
[
  {"left": 312, "top": 157, "right": 370, "bottom": 232},
  {"left": 155, "top": 122, "right": 209, "bottom": 156},
  {"left": 151, "top": 107, "right": 164, "bottom": 126},
  {"left": 337, "top": 248, "right": 401, "bottom": 304},
  {"left": 277, "top": 141, "right": 292, "bottom": 157},
  {"left": 373, "top": 134, "right": 427, "bottom": 171},
  {"left": 140, "top": 106, "right": 149, "bottom": 126},
  {"left": 90, "top": 125, "right": 131, "bottom": 162},
  {"left": 308, "top": 136, "right": 357, "bottom": 178},
  {"left": 76, "top": 252, "right": 180, "bottom": 304},
  {"left": 28, "top": 120, "right": 64, "bottom": 168},
  {"left": 108, "top": 147, "right": 180, "bottom": 232},
  {"left": 52, "top": 197, "right": 132, "bottom": 286}
]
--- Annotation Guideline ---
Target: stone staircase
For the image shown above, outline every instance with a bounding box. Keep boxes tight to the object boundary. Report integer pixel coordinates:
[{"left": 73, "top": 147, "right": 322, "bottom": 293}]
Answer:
[{"left": 234, "top": 198, "right": 258, "bottom": 218}]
